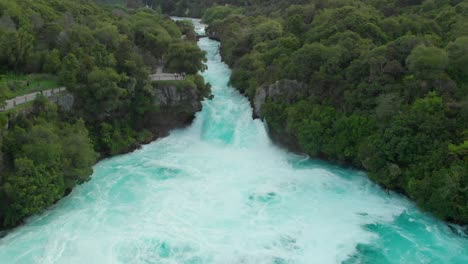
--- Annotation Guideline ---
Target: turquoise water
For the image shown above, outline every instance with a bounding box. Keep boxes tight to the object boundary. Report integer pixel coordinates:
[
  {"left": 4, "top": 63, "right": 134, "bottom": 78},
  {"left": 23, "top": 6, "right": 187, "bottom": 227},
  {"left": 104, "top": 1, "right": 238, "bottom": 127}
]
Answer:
[{"left": 0, "top": 19, "right": 467, "bottom": 264}]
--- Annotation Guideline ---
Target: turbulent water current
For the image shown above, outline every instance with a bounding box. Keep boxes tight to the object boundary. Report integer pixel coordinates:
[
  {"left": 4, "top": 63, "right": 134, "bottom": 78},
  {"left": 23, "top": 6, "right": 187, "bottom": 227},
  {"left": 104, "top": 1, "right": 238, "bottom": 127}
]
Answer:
[{"left": 0, "top": 19, "right": 467, "bottom": 264}]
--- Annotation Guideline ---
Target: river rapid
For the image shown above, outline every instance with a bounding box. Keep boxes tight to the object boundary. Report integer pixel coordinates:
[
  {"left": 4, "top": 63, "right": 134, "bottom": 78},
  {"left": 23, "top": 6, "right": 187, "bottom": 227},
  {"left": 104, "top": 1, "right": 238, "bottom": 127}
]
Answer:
[{"left": 0, "top": 19, "right": 467, "bottom": 264}]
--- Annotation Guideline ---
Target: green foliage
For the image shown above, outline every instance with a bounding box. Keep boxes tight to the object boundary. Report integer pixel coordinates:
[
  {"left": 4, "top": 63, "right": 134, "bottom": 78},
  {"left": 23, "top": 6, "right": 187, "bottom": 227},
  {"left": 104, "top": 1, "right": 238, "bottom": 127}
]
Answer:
[
  {"left": 59, "top": 54, "right": 79, "bottom": 89},
  {"left": 152, "top": 74, "right": 208, "bottom": 92},
  {"left": 449, "top": 140, "right": 468, "bottom": 162},
  {"left": 252, "top": 20, "right": 283, "bottom": 44},
  {"left": 97, "top": 122, "right": 137, "bottom": 155},
  {"left": 288, "top": 43, "right": 333, "bottom": 82},
  {"left": 60, "top": 119, "right": 98, "bottom": 189},
  {"left": 3, "top": 157, "right": 63, "bottom": 226},
  {"left": 0, "top": 28, "right": 34, "bottom": 72},
  {"left": 43, "top": 49, "right": 62, "bottom": 74},
  {"left": 0, "top": 103, "right": 97, "bottom": 227},
  {"left": 285, "top": 14, "right": 304, "bottom": 36},
  {"left": 202, "top": 6, "right": 240, "bottom": 24},
  {"left": 326, "top": 114, "right": 376, "bottom": 165},
  {"left": 287, "top": 102, "right": 336, "bottom": 156},
  {"left": 406, "top": 45, "right": 449, "bottom": 80},
  {"left": 447, "top": 37, "right": 468, "bottom": 83},
  {"left": 201, "top": 0, "right": 468, "bottom": 224},
  {"left": 80, "top": 67, "right": 126, "bottom": 116},
  {"left": 0, "top": 73, "right": 59, "bottom": 98},
  {"left": 166, "top": 42, "right": 207, "bottom": 74},
  {"left": 0, "top": 0, "right": 209, "bottom": 229}
]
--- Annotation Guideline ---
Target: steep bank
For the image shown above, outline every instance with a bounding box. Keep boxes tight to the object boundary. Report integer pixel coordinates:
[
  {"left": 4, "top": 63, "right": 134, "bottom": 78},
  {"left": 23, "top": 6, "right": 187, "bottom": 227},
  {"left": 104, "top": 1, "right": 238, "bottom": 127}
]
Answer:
[
  {"left": 123, "top": 79, "right": 211, "bottom": 153},
  {"left": 0, "top": 0, "right": 210, "bottom": 229},
  {"left": 202, "top": 0, "right": 468, "bottom": 226},
  {"left": 0, "top": 76, "right": 210, "bottom": 231},
  {"left": 253, "top": 80, "right": 307, "bottom": 153},
  {"left": 0, "top": 24, "right": 467, "bottom": 264}
]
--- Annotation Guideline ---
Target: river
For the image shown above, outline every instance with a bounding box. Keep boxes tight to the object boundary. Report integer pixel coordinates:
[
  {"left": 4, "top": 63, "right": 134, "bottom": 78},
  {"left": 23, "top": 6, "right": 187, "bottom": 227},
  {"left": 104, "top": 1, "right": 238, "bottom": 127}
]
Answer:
[{"left": 0, "top": 18, "right": 466, "bottom": 264}]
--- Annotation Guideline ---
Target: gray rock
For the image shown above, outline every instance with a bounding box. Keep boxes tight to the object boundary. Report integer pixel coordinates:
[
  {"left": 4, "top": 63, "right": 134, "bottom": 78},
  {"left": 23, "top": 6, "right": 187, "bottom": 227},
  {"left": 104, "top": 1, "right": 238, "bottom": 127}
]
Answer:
[
  {"left": 145, "top": 82, "right": 210, "bottom": 138},
  {"left": 253, "top": 79, "right": 308, "bottom": 118},
  {"left": 56, "top": 94, "right": 74, "bottom": 112},
  {"left": 154, "top": 85, "right": 202, "bottom": 112}
]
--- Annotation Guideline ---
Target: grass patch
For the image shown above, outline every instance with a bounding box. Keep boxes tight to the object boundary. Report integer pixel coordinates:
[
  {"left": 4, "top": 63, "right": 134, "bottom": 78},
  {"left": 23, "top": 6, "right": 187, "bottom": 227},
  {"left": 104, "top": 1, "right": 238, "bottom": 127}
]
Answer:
[{"left": 0, "top": 73, "right": 60, "bottom": 99}]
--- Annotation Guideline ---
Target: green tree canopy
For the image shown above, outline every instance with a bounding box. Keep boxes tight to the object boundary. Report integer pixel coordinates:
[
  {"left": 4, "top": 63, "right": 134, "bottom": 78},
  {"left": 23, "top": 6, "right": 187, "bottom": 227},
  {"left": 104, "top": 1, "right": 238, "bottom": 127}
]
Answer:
[
  {"left": 166, "top": 42, "right": 207, "bottom": 74},
  {"left": 406, "top": 45, "right": 449, "bottom": 80}
]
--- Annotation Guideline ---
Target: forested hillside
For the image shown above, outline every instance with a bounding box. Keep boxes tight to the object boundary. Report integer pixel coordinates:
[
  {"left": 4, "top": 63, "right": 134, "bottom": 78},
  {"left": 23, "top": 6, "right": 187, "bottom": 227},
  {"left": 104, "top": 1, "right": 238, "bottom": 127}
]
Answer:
[
  {"left": 98, "top": 0, "right": 298, "bottom": 17},
  {"left": 0, "top": 0, "right": 209, "bottom": 228},
  {"left": 156, "top": 0, "right": 468, "bottom": 225}
]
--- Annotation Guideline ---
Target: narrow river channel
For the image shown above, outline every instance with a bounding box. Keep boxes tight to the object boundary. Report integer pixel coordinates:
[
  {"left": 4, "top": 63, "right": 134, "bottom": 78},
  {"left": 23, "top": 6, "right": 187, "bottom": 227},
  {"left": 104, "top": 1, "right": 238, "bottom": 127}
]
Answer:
[{"left": 0, "top": 18, "right": 466, "bottom": 264}]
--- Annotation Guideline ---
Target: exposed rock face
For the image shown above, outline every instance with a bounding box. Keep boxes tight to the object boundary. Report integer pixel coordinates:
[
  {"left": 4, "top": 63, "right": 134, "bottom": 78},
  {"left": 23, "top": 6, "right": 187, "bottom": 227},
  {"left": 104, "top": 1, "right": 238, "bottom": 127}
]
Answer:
[
  {"left": 155, "top": 85, "right": 203, "bottom": 112},
  {"left": 252, "top": 79, "right": 308, "bottom": 153},
  {"left": 145, "top": 83, "right": 210, "bottom": 138},
  {"left": 55, "top": 94, "right": 74, "bottom": 112},
  {"left": 253, "top": 79, "right": 308, "bottom": 118}
]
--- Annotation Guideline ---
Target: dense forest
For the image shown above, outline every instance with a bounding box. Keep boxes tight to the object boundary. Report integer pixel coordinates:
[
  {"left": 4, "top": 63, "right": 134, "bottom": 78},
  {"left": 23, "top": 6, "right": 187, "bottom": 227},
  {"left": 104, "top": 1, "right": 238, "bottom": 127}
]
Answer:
[
  {"left": 212, "top": 0, "right": 468, "bottom": 225},
  {"left": 0, "top": 0, "right": 209, "bottom": 228},
  {"left": 0, "top": 0, "right": 467, "bottom": 229},
  {"left": 154, "top": 0, "right": 468, "bottom": 225}
]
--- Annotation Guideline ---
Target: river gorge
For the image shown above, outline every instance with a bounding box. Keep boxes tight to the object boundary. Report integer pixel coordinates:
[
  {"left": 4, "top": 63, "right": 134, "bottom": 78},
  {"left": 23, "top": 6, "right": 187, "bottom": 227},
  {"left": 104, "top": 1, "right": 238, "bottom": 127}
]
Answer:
[{"left": 0, "top": 19, "right": 467, "bottom": 264}]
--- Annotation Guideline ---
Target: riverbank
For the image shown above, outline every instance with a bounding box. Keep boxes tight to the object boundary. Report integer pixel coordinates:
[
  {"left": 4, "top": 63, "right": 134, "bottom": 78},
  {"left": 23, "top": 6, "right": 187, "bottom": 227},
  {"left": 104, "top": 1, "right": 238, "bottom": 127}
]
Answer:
[
  {"left": 0, "top": 76, "right": 210, "bottom": 233},
  {"left": 201, "top": 3, "right": 468, "bottom": 226},
  {"left": 0, "top": 21, "right": 467, "bottom": 263},
  {"left": 0, "top": 1, "right": 212, "bottom": 229}
]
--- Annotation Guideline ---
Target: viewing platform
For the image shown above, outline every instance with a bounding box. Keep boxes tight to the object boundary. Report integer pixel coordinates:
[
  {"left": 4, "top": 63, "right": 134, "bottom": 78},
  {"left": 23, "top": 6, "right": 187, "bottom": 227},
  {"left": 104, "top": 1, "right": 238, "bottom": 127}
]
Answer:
[{"left": 149, "top": 66, "right": 186, "bottom": 81}]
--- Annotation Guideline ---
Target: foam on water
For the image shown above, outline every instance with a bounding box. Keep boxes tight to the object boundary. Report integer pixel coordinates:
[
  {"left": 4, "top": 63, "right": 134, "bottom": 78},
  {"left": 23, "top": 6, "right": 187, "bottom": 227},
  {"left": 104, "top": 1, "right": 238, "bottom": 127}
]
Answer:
[{"left": 0, "top": 19, "right": 467, "bottom": 264}]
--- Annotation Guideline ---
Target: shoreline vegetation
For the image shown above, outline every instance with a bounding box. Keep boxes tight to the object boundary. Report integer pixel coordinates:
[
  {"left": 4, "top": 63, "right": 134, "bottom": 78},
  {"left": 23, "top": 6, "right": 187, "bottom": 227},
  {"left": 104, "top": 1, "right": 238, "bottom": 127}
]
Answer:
[
  {"left": 205, "top": 1, "right": 467, "bottom": 226},
  {"left": 153, "top": 0, "right": 467, "bottom": 226},
  {"left": 0, "top": 0, "right": 210, "bottom": 230},
  {"left": 0, "top": 0, "right": 466, "bottom": 232}
]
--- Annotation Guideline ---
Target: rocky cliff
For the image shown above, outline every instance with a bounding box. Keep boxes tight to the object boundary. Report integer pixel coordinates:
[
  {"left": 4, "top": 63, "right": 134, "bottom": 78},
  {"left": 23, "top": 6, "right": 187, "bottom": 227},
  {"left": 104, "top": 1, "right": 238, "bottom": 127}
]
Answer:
[
  {"left": 253, "top": 79, "right": 308, "bottom": 118},
  {"left": 253, "top": 79, "right": 308, "bottom": 152},
  {"left": 145, "top": 81, "right": 211, "bottom": 139}
]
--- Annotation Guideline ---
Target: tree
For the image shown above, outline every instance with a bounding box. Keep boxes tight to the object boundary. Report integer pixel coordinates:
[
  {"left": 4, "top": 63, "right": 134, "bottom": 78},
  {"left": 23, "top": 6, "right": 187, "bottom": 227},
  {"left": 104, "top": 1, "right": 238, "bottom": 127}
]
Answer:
[
  {"left": 43, "top": 49, "right": 61, "bottom": 74},
  {"left": 3, "top": 158, "right": 63, "bottom": 226},
  {"left": 326, "top": 114, "right": 376, "bottom": 165},
  {"left": 95, "top": 24, "right": 120, "bottom": 51},
  {"left": 60, "top": 120, "right": 97, "bottom": 189},
  {"left": 59, "top": 53, "right": 79, "bottom": 88},
  {"left": 289, "top": 43, "right": 331, "bottom": 82},
  {"left": 79, "top": 67, "right": 126, "bottom": 116},
  {"left": 0, "top": 28, "right": 34, "bottom": 71},
  {"left": 166, "top": 42, "right": 207, "bottom": 74},
  {"left": 18, "top": 124, "right": 63, "bottom": 168},
  {"left": 285, "top": 14, "right": 304, "bottom": 36},
  {"left": 202, "top": 6, "right": 239, "bottom": 24},
  {"left": 0, "top": 0, "right": 213, "bottom": 229},
  {"left": 447, "top": 37, "right": 468, "bottom": 83},
  {"left": 253, "top": 20, "right": 283, "bottom": 44},
  {"left": 287, "top": 102, "right": 337, "bottom": 156},
  {"left": 406, "top": 45, "right": 448, "bottom": 80},
  {"left": 12, "top": 28, "right": 34, "bottom": 71},
  {"left": 375, "top": 93, "right": 402, "bottom": 125}
]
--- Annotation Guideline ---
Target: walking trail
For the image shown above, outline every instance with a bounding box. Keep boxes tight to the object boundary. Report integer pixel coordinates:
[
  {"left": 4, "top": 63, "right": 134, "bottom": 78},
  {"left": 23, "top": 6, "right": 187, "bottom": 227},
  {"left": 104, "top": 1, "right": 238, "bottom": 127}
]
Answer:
[{"left": 1, "top": 67, "right": 185, "bottom": 112}]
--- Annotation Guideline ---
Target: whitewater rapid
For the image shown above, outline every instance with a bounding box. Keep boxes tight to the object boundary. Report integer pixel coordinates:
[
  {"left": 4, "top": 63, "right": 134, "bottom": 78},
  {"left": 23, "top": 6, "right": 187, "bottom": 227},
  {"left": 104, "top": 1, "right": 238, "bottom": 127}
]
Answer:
[{"left": 0, "top": 19, "right": 466, "bottom": 264}]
